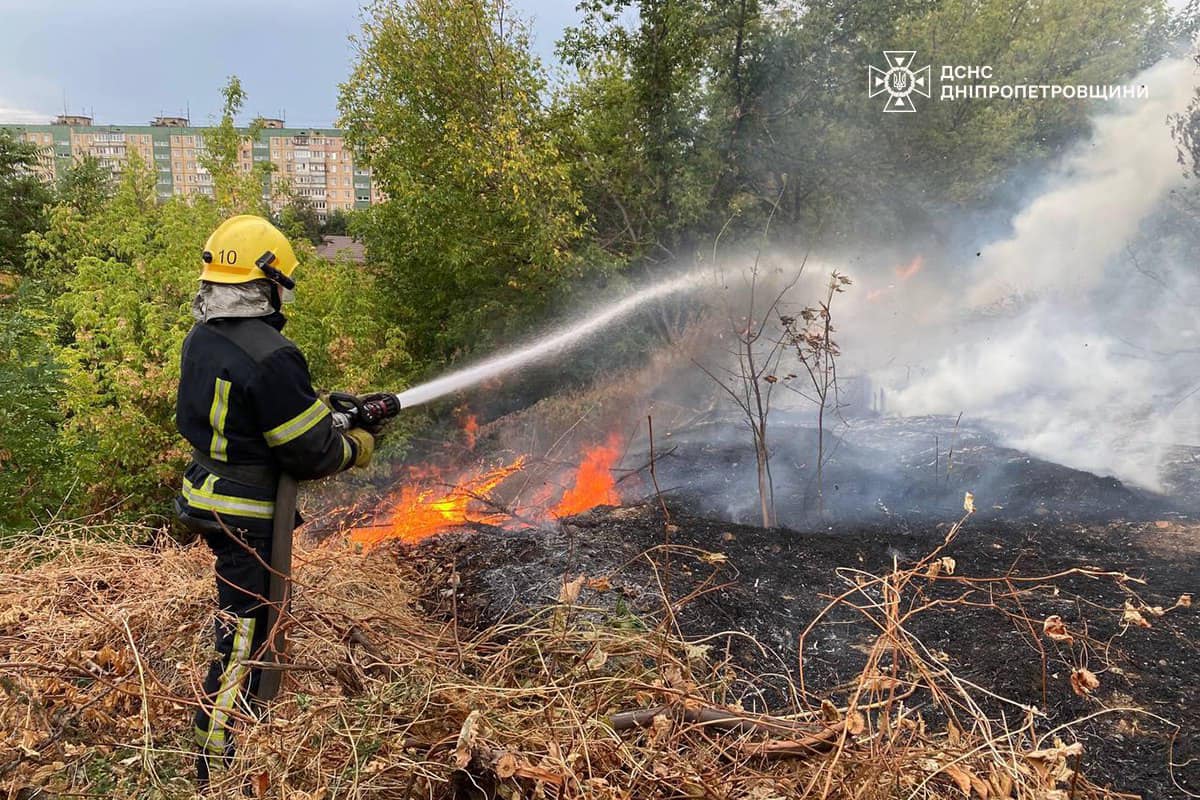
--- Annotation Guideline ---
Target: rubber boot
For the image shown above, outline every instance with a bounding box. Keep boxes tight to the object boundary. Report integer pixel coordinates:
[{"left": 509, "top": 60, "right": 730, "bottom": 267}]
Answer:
[
  {"left": 195, "top": 744, "right": 234, "bottom": 793},
  {"left": 195, "top": 752, "right": 211, "bottom": 790}
]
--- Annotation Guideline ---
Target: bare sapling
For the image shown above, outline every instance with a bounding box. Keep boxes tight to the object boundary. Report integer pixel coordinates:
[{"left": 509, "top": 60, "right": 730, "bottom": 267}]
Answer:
[
  {"left": 694, "top": 184, "right": 813, "bottom": 528},
  {"left": 780, "top": 270, "right": 851, "bottom": 515}
]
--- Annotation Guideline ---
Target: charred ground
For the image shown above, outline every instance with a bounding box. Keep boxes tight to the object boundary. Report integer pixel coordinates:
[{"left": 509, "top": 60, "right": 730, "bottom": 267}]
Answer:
[
  {"left": 303, "top": 401, "right": 1200, "bottom": 796},
  {"left": 398, "top": 415, "right": 1199, "bottom": 799},
  {"left": 411, "top": 508, "right": 1197, "bottom": 797}
]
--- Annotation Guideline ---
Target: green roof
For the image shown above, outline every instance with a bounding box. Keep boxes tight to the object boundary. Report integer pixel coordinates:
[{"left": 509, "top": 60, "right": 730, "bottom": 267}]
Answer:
[{"left": 1, "top": 123, "right": 346, "bottom": 137}]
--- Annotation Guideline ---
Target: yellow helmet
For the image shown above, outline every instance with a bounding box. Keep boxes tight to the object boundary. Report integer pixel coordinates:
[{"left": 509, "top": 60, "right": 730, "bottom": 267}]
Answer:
[{"left": 200, "top": 215, "right": 299, "bottom": 286}]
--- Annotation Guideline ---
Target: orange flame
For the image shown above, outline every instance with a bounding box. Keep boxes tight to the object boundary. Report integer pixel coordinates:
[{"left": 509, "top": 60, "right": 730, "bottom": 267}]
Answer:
[
  {"left": 350, "top": 457, "right": 526, "bottom": 548},
  {"left": 895, "top": 255, "right": 923, "bottom": 281},
  {"left": 867, "top": 256, "right": 924, "bottom": 303},
  {"left": 463, "top": 414, "right": 479, "bottom": 450},
  {"left": 551, "top": 435, "right": 623, "bottom": 517},
  {"left": 349, "top": 435, "right": 628, "bottom": 548}
]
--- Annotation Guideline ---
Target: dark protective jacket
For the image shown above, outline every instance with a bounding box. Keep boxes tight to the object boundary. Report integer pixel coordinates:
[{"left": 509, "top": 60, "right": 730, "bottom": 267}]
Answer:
[{"left": 175, "top": 312, "right": 358, "bottom": 535}]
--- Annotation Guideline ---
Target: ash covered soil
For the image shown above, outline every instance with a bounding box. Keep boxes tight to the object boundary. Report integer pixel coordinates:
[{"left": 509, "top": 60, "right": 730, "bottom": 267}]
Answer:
[
  {"left": 406, "top": 505, "right": 1198, "bottom": 798},
  {"left": 339, "top": 413, "right": 1200, "bottom": 796}
]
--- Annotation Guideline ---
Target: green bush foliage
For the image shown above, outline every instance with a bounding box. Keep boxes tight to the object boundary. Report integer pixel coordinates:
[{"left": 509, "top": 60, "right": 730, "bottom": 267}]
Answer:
[
  {"left": 0, "top": 280, "right": 68, "bottom": 525},
  {"left": 1, "top": 81, "right": 412, "bottom": 529}
]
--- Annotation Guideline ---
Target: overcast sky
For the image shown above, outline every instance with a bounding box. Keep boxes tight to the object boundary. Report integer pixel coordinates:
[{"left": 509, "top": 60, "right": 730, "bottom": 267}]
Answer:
[
  {"left": 0, "top": 0, "right": 582, "bottom": 126},
  {"left": 5, "top": 1, "right": 1190, "bottom": 127}
]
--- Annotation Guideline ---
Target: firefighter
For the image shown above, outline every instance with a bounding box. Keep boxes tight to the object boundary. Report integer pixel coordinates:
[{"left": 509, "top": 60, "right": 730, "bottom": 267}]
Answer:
[{"left": 174, "top": 215, "right": 375, "bottom": 782}]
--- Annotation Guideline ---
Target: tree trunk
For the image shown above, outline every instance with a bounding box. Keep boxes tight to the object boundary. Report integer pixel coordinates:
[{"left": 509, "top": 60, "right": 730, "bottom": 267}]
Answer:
[
  {"left": 816, "top": 396, "right": 825, "bottom": 516},
  {"left": 755, "top": 427, "right": 773, "bottom": 528}
]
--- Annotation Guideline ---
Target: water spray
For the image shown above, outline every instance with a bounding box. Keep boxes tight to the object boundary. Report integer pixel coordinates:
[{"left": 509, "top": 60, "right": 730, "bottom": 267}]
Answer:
[{"left": 330, "top": 269, "right": 706, "bottom": 427}]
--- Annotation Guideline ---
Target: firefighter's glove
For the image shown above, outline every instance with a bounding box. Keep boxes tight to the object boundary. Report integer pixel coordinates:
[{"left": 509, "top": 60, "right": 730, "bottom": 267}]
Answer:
[{"left": 345, "top": 428, "right": 375, "bottom": 469}]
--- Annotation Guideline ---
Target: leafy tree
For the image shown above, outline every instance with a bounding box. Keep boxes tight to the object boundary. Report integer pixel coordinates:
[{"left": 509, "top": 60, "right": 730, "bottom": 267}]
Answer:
[
  {"left": 275, "top": 189, "right": 323, "bottom": 245},
  {"left": 47, "top": 155, "right": 217, "bottom": 511},
  {"left": 559, "top": 0, "right": 716, "bottom": 260},
  {"left": 339, "top": 0, "right": 585, "bottom": 363},
  {"left": 288, "top": 259, "right": 413, "bottom": 393},
  {"left": 320, "top": 209, "right": 351, "bottom": 237},
  {"left": 200, "top": 77, "right": 273, "bottom": 216},
  {"left": 56, "top": 155, "right": 112, "bottom": 215},
  {"left": 702, "top": 0, "right": 772, "bottom": 221},
  {"left": 0, "top": 129, "right": 52, "bottom": 274},
  {"left": 1172, "top": 49, "right": 1200, "bottom": 178},
  {"left": 888, "top": 0, "right": 1165, "bottom": 200},
  {"left": 562, "top": 0, "right": 1167, "bottom": 249},
  {"left": 0, "top": 279, "right": 68, "bottom": 530},
  {"left": 710, "top": 0, "right": 909, "bottom": 239}
]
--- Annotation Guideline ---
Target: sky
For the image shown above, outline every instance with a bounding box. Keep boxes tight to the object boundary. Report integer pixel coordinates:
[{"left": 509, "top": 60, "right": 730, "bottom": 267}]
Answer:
[{"left": 0, "top": 0, "right": 582, "bottom": 127}]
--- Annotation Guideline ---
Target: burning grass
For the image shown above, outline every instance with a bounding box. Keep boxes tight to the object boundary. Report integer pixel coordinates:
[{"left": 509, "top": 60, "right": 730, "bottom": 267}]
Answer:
[
  {"left": 348, "top": 431, "right": 630, "bottom": 549},
  {"left": 0, "top": 511, "right": 1192, "bottom": 799},
  {"left": 350, "top": 458, "right": 531, "bottom": 548}
]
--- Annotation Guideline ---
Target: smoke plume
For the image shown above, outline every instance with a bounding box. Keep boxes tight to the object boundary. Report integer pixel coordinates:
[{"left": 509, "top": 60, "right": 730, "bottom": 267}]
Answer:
[{"left": 847, "top": 57, "right": 1200, "bottom": 490}]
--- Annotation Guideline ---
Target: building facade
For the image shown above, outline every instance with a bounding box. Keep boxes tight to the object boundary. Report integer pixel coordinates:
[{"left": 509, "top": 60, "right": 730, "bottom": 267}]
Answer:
[{"left": 2, "top": 115, "right": 379, "bottom": 219}]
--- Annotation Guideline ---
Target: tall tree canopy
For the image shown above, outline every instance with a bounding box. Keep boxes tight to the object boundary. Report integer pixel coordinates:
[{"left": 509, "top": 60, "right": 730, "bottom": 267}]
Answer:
[
  {"left": 340, "top": 0, "right": 586, "bottom": 363},
  {"left": 0, "top": 130, "right": 52, "bottom": 274}
]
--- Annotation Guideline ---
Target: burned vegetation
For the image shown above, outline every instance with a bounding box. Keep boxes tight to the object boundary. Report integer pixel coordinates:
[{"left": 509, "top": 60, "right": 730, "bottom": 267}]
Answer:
[
  {"left": 4, "top": 365, "right": 1198, "bottom": 799},
  {"left": 403, "top": 405, "right": 1199, "bottom": 800},
  {"left": 4, "top": 243, "right": 1200, "bottom": 798}
]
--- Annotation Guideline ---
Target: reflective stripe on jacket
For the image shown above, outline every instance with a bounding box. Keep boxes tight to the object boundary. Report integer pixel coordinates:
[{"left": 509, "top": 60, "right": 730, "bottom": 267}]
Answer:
[{"left": 175, "top": 313, "right": 356, "bottom": 534}]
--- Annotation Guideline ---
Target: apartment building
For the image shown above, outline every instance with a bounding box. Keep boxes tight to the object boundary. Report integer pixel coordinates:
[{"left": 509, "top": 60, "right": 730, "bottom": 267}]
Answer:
[{"left": 3, "top": 114, "right": 379, "bottom": 219}]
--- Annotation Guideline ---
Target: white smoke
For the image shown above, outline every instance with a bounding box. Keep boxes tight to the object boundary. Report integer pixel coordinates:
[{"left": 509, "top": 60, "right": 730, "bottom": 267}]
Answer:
[
  {"left": 852, "top": 57, "right": 1200, "bottom": 490},
  {"left": 968, "top": 58, "right": 1196, "bottom": 306}
]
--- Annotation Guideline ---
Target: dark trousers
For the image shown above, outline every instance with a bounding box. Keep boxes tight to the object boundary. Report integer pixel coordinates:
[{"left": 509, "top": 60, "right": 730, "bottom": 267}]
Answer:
[{"left": 193, "top": 529, "right": 272, "bottom": 756}]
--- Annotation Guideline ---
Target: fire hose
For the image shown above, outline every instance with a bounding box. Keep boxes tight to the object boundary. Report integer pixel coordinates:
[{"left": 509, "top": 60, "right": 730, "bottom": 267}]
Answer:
[{"left": 255, "top": 391, "right": 404, "bottom": 703}]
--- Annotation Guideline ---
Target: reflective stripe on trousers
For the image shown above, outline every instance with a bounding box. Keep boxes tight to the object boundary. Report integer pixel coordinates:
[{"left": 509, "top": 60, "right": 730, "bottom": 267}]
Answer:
[{"left": 195, "top": 616, "right": 255, "bottom": 754}]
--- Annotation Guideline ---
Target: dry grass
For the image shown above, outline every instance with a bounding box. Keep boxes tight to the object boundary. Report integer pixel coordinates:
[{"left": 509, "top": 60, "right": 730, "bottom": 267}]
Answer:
[{"left": 0, "top": 513, "right": 1178, "bottom": 799}]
